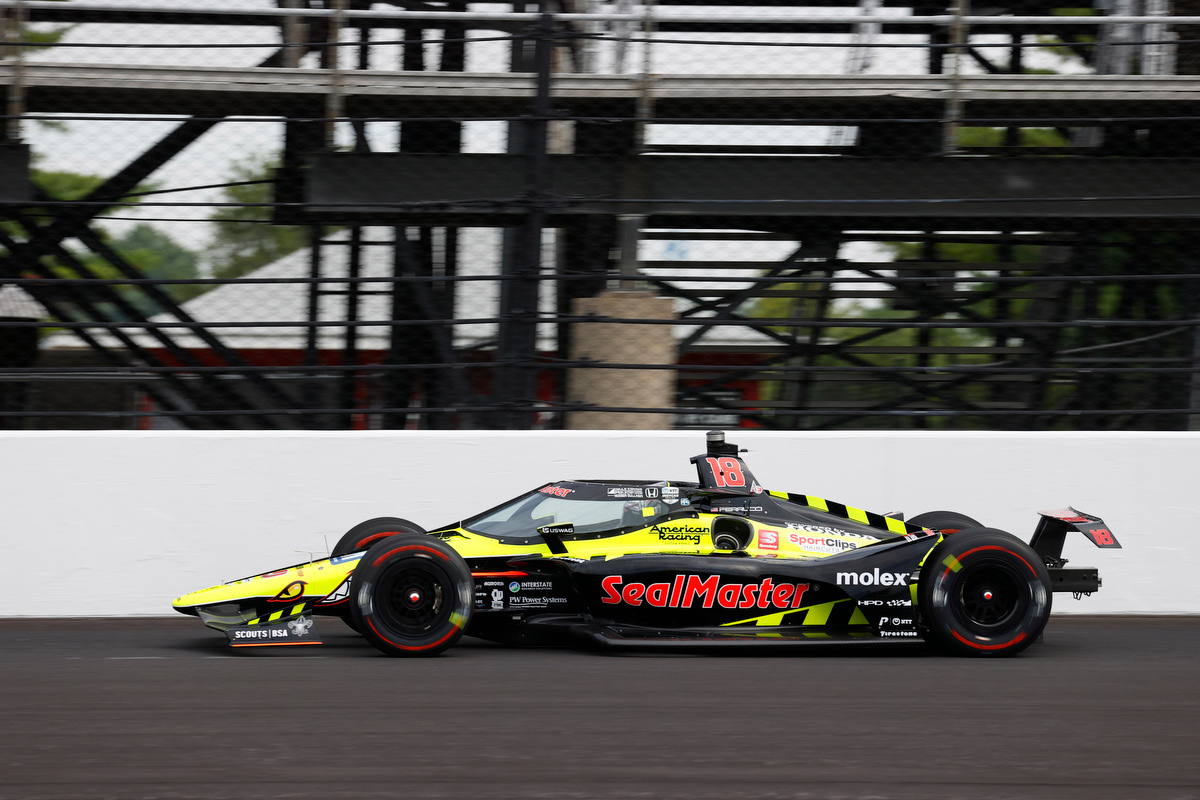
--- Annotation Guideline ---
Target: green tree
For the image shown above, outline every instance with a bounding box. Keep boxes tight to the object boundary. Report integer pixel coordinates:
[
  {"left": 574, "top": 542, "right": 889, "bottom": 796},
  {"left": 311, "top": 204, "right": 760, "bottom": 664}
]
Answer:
[
  {"left": 207, "top": 154, "right": 307, "bottom": 280},
  {"left": 105, "top": 223, "right": 202, "bottom": 304},
  {"left": 21, "top": 170, "right": 202, "bottom": 318}
]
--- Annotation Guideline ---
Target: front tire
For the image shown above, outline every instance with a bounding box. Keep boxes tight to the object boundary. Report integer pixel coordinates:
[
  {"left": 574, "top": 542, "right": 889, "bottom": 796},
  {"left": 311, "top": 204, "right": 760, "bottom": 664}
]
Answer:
[
  {"left": 349, "top": 534, "right": 473, "bottom": 657},
  {"left": 332, "top": 517, "right": 427, "bottom": 557},
  {"left": 919, "top": 527, "right": 1051, "bottom": 657}
]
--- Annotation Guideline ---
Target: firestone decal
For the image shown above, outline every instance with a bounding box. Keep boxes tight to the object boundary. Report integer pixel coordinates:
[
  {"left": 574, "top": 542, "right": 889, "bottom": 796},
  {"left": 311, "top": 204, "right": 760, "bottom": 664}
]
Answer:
[{"left": 601, "top": 574, "right": 810, "bottom": 610}]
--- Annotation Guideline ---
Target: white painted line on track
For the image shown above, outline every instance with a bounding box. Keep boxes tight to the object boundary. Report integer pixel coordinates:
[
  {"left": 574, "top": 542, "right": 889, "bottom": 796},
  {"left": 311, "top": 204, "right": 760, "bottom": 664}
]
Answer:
[{"left": 105, "top": 656, "right": 169, "bottom": 660}]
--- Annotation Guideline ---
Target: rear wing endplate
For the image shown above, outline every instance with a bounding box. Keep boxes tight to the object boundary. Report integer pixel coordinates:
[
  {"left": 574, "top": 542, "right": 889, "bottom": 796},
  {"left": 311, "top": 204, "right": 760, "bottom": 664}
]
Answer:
[{"left": 1029, "top": 507, "right": 1121, "bottom": 562}]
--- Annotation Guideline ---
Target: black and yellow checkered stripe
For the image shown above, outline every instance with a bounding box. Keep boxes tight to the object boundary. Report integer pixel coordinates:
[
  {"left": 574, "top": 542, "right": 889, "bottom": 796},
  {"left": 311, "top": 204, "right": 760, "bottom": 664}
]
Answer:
[
  {"left": 247, "top": 602, "right": 310, "bottom": 626},
  {"left": 768, "top": 491, "right": 927, "bottom": 535},
  {"left": 721, "top": 598, "right": 871, "bottom": 628}
]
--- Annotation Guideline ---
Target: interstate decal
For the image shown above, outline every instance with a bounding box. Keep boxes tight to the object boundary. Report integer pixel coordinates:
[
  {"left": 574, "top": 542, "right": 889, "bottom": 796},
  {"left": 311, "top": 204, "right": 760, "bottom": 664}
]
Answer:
[{"left": 600, "top": 574, "right": 809, "bottom": 610}]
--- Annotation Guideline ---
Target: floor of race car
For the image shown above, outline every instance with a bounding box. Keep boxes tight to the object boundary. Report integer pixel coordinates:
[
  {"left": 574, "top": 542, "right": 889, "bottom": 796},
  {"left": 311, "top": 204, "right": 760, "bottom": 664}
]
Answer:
[{"left": 0, "top": 615, "right": 1197, "bottom": 800}]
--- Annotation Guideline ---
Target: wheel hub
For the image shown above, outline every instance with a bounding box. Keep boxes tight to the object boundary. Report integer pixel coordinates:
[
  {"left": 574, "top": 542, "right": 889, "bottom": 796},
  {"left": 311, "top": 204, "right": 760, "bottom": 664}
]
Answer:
[{"left": 958, "top": 565, "right": 1022, "bottom": 631}]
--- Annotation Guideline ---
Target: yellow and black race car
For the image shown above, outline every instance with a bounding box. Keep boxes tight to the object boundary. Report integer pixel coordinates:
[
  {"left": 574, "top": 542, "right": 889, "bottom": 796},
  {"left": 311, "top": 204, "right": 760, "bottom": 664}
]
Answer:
[{"left": 173, "top": 431, "right": 1120, "bottom": 657}]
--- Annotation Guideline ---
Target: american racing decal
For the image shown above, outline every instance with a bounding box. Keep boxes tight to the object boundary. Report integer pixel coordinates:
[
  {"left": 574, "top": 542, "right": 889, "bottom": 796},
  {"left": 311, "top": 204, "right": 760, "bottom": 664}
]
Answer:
[
  {"left": 607, "top": 487, "right": 645, "bottom": 498},
  {"left": 650, "top": 522, "right": 708, "bottom": 544},
  {"left": 601, "top": 575, "right": 809, "bottom": 610}
]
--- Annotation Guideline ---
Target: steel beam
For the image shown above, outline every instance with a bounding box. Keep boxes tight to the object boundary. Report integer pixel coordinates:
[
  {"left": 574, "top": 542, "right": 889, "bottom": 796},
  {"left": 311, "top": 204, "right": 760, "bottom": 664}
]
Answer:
[
  {"left": 305, "top": 153, "right": 1200, "bottom": 224},
  {"left": 12, "top": 65, "right": 1200, "bottom": 119}
]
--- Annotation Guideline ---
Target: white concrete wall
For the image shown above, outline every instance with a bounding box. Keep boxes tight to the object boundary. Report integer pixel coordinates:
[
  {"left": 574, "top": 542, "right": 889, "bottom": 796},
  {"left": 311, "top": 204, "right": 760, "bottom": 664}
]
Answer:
[{"left": 0, "top": 430, "right": 1193, "bottom": 617}]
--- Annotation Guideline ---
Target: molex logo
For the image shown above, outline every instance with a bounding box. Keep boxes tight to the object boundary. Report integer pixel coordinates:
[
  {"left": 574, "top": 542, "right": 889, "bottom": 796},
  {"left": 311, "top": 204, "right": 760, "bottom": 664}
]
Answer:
[{"left": 835, "top": 568, "right": 910, "bottom": 588}]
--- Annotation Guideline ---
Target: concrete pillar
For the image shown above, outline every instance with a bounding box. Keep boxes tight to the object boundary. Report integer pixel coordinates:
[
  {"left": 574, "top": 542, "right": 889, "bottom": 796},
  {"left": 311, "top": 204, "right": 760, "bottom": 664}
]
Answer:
[{"left": 566, "top": 290, "right": 676, "bottom": 430}]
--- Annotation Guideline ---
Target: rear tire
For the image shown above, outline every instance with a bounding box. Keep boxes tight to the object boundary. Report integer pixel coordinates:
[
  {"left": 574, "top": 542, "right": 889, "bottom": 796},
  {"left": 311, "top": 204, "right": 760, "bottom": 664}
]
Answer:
[
  {"left": 349, "top": 534, "right": 473, "bottom": 657},
  {"left": 908, "top": 510, "right": 983, "bottom": 534},
  {"left": 919, "top": 527, "right": 1051, "bottom": 657},
  {"left": 332, "top": 517, "right": 427, "bottom": 557}
]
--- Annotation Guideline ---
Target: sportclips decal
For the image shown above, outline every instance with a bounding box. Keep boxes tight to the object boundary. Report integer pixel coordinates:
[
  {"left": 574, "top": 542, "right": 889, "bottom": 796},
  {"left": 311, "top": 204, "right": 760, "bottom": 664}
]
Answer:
[{"left": 601, "top": 574, "right": 809, "bottom": 610}]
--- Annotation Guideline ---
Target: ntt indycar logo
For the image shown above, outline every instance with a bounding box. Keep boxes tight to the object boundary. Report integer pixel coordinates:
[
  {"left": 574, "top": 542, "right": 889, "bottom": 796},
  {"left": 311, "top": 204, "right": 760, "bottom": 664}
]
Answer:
[
  {"left": 601, "top": 574, "right": 809, "bottom": 610},
  {"left": 836, "top": 568, "right": 910, "bottom": 587}
]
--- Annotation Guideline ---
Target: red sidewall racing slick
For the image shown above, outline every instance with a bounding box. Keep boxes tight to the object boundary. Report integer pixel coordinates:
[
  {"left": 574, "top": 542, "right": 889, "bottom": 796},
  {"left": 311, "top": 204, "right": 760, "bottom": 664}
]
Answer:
[
  {"left": 349, "top": 534, "right": 473, "bottom": 657},
  {"left": 332, "top": 517, "right": 427, "bottom": 558},
  {"left": 920, "top": 528, "right": 1052, "bottom": 657}
]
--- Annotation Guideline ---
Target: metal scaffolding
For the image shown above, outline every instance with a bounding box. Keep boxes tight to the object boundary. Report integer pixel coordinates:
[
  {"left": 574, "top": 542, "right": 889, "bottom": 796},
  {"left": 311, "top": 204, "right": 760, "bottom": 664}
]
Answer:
[{"left": 2, "top": 0, "right": 1200, "bottom": 429}]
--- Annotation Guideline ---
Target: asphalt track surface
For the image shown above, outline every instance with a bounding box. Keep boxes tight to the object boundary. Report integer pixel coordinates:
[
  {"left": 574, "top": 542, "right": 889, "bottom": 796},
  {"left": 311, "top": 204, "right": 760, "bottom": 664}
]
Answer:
[{"left": 1, "top": 616, "right": 1198, "bottom": 800}]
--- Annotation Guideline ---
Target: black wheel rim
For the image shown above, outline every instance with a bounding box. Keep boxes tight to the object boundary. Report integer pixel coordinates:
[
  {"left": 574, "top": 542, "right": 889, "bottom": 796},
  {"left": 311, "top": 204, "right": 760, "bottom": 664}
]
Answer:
[
  {"left": 375, "top": 559, "right": 452, "bottom": 636},
  {"left": 954, "top": 562, "right": 1025, "bottom": 634}
]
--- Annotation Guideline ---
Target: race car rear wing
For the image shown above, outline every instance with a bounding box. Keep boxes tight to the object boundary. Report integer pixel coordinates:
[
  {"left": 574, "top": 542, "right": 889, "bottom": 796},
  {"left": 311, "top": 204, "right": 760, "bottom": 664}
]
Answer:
[{"left": 1029, "top": 508, "right": 1121, "bottom": 595}]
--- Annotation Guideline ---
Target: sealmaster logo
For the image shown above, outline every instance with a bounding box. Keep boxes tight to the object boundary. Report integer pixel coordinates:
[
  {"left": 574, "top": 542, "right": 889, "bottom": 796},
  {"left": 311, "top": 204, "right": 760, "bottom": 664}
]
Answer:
[
  {"left": 836, "top": 568, "right": 909, "bottom": 587},
  {"left": 601, "top": 574, "right": 809, "bottom": 610}
]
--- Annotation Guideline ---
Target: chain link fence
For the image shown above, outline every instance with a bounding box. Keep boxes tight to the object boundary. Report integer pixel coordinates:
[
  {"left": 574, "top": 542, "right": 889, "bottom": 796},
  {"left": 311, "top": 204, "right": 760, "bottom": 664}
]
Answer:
[{"left": 2, "top": 0, "right": 1200, "bottom": 430}]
